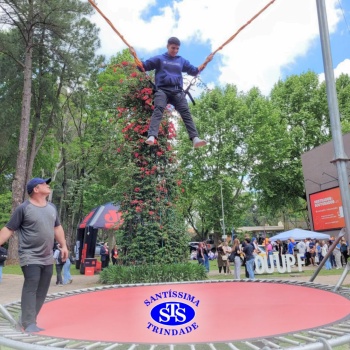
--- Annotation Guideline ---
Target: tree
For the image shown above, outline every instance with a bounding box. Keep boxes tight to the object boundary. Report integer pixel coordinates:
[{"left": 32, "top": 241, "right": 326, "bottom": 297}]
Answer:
[
  {"left": 0, "top": 0, "right": 99, "bottom": 262},
  {"left": 176, "top": 85, "right": 284, "bottom": 240},
  {"left": 103, "top": 60, "right": 189, "bottom": 263},
  {"left": 250, "top": 72, "right": 330, "bottom": 218}
]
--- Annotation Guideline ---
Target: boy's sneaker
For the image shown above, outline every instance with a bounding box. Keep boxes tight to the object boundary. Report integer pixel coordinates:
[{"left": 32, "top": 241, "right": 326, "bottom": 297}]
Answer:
[
  {"left": 193, "top": 137, "right": 207, "bottom": 148},
  {"left": 24, "top": 324, "right": 45, "bottom": 333},
  {"left": 145, "top": 136, "right": 155, "bottom": 145}
]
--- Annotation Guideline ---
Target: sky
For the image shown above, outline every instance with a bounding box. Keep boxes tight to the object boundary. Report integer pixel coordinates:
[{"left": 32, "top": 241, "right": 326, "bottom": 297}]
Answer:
[{"left": 89, "top": 0, "right": 350, "bottom": 96}]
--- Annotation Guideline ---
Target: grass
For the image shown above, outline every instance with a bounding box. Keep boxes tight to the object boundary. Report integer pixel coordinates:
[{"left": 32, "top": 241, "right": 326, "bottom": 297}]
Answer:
[{"left": 3, "top": 262, "right": 82, "bottom": 276}]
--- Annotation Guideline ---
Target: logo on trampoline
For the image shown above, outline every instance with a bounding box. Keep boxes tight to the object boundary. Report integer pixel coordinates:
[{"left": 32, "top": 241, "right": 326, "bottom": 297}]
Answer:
[
  {"left": 151, "top": 302, "right": 195, "bottom": 326},
  {"left": 144, "top": 290, "right": 200, "bottom": 337}
]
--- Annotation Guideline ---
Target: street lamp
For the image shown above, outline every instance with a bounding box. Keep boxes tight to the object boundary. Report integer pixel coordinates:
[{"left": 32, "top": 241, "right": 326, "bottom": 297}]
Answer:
[{"left": 218, "top": 180, "right": 226, "bottom": 240}]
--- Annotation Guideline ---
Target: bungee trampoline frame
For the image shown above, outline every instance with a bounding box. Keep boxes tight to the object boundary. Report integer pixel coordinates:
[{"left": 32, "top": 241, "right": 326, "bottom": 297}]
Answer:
[{"left": 1, "top": 279, "right": 350, "bottom": 350}]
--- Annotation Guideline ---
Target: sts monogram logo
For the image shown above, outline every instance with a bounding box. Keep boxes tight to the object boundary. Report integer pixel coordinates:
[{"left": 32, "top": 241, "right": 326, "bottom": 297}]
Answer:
[
  {"left": 144, "top": 290, "right": 200, "bottom": 337},
  {"left": 151, "top": 302, "right": 195, "bottom": 326}
]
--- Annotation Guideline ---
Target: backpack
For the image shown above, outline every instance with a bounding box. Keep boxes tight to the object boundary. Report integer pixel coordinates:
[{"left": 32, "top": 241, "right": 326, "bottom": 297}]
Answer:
[{"left": 0, "top": 247, "right": 8, "bottom": 262}]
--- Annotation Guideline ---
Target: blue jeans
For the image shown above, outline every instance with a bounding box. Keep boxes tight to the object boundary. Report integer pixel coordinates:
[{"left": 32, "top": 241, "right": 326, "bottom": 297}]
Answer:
[
  {"left": 21, "top": 264, "right": 53, "bottom": 328},
  {"left": 148, "top": 89, "right": 198, "bottom": 139},
  {"left": 234, "top": 256, "right": 242, "bottom": 279},
  {"left": 0, "top": 265, "right": 3, "bottom": 282},
  {"left": 63, "top": 259, "right": 72, "bottom": 284},
  {"left": 204, "top": 255, "right": 209, "bottom": 272},
  {"left": 245, "top": 259, "right": 255, "bottom": 279},
  {"left": 324, "top": 258, "right": 332, "bottom": 270}
]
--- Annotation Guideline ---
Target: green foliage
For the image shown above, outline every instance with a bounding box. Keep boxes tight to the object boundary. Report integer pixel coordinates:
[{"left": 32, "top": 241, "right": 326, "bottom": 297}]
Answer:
[
  {"left": 99, "top": 263, "right": 207, "bottom": 284},
  {"left": 251, "top": 72, "right": 330, "bottom": 215},
  {"left": 0, "top": 191, "right": 12, "bottom": 228},
  {"left": 177, "top": 85, "right": 275, "bottom": 237}
]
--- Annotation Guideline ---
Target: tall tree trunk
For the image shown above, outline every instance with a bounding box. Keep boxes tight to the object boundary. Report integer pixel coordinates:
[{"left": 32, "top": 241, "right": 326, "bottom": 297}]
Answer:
[{"left": 8, "top": 20, "right": 33, "bottom": 264}]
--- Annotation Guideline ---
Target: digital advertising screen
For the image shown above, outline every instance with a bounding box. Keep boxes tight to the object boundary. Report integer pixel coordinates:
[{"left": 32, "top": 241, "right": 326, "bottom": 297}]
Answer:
[{"left": 309, "top": 187, "right": 345, "bottom": 231}]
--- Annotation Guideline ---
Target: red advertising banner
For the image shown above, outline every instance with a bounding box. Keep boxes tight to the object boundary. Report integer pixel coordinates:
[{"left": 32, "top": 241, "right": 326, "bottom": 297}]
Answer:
[{"left": 309, "top": 187, "right": 344, "bottom": 231}]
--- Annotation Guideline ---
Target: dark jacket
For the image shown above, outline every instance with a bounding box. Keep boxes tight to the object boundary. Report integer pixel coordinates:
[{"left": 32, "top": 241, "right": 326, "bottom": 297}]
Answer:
[
  {"left": 142, "top": 53, "right": 199, "bottom": 91},
  {"left": 100, "top": 246, "right": 109, "bottom": 262}
]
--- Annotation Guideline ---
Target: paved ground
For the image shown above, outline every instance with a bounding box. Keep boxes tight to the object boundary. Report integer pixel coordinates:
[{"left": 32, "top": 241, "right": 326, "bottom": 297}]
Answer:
[
  {"left": 1, "top": 265, "right": 350, "bottom": 305},
  {"left": 0, "top": 273, "right": 101, "bottom": 305}
]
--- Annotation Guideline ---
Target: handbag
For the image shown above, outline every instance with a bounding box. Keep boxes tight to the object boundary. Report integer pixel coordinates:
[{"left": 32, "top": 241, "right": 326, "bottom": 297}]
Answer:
[{"left": 222, "top": 254, "right": 228, "bottom": 261}]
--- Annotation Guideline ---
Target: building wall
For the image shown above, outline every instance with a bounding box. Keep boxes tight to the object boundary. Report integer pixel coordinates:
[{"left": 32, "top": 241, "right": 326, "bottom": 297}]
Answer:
[{"left": 301, "top": 132, "right": 350, "bottom": 235}]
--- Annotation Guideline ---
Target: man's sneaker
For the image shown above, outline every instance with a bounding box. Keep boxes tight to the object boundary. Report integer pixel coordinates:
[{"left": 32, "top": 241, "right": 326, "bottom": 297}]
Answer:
[
  {"left": 193, "top": 137, "right": 207, "bottom": 148},
  {"left": 24, "top": 324, "right": 45, "bottom": 333},
  {"left": 145, "top": 136, "right": 155, "bottom": 145}
]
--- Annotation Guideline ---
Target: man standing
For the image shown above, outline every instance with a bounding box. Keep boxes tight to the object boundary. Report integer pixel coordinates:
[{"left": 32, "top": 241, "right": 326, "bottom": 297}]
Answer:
[
  {"left": 242, "top": 238, "right": 255, "bottom": 280},
  {"left": 297, "top": 239, "right": 306, "bottom": 261},
  {"left": 0, "top": 177, "right": 68, "bottom": 333},
  {"left": 100, "top": 242, "right": 109, "bottom": 269}
]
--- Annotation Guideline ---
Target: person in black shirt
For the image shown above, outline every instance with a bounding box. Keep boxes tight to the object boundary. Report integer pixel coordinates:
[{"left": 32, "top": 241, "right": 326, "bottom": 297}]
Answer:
[{"left": 243, "top": 238, "right": 255, "bottom": 279}]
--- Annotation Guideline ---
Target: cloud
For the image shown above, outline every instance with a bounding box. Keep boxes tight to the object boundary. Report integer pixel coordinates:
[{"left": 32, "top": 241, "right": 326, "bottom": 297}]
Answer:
[
  {"left": 90, "top": 0, "right": 342, "bottom": 94},
  {"left": 319, "top": 59, "right": 350, "bottom": 82}
]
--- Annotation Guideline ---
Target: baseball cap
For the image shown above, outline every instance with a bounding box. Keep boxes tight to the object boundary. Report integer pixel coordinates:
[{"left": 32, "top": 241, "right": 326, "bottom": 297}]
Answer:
[{"left": 27, "top": 177, "right": 51, "bottom": 195}]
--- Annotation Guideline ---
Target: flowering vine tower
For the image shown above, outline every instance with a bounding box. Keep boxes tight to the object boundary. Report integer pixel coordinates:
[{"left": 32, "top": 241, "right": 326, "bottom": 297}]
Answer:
[{"left": 105, "top": 61, "right": 189, "bottom": 264}]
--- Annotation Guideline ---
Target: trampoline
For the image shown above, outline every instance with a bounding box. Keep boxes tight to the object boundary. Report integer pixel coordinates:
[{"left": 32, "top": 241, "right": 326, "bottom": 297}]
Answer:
[{"left": 1, "top": 279, "right": 350, "bottom": 349}]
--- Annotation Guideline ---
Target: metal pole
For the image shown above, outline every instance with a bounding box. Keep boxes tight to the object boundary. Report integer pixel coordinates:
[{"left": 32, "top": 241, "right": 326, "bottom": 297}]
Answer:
[
  {"left": 316, "top": 0, "right": 350, "bottom": 252},
  {"left": 219, "top": 180, "right": 226, "bottom": 240}
]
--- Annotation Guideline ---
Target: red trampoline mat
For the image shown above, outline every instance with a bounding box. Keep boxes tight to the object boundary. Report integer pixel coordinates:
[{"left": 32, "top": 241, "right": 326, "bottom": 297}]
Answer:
[{"left": 38, "top": 282, "right": 350, "bottom": 344}]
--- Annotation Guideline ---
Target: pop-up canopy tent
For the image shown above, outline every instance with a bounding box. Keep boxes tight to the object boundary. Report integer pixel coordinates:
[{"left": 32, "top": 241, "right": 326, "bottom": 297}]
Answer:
[
  {"left": 269, "top": 228, "right": 331, "bottom": 242},
  {"left": 78, "top": 202, "right": 123, "bottom": 230},
  {"left": 75, "top": 202, "right": 123, "bottom": 272}
]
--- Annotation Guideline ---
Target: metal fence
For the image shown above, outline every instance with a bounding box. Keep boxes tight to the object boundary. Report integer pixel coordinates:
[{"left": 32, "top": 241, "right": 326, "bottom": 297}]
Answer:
[{"left": 1, "top": 280, "right": 350, "bottom": 350}]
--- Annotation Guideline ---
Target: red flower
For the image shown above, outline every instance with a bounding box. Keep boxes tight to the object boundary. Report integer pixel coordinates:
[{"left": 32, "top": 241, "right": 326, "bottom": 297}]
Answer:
[
  {"left": 149, "top": 211, "right": 155, "bottom": 215},
  {"left": 134, "top": 187, "right": 141, "bottom": 192},
  {"left": 135, "top": 206, "right": 142, "bottom": 213},
  {"left": 130, "top": 72, "right": 137, "bottom": 77}
]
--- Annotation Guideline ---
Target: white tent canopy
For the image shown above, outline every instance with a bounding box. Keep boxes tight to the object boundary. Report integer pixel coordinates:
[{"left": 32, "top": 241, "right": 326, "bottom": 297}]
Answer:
[{"left": 269, "top": 228, "right": 331, "bottom": 242}]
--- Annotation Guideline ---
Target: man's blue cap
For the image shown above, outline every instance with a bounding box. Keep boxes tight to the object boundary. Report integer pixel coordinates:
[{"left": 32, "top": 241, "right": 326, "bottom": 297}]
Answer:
[{"left": 27, "top": 177, "right": 51, "bottom": 195}]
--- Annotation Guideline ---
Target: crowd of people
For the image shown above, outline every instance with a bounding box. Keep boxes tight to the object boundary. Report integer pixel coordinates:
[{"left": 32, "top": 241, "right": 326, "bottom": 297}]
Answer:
[
  {"left": 283, "top": 237, "right": 349, "bottom": 269},
  {"left": 192, "top": 235, "right": 350, "bottom": 279}
]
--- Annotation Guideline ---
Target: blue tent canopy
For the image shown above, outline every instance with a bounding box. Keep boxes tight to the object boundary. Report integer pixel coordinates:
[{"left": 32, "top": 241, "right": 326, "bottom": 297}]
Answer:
[{"left": 269, "top": 228, "right": 331, "bottom": 242}]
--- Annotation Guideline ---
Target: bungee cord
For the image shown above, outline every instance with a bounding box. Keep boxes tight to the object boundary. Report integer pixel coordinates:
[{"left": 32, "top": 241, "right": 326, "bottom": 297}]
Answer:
[
  {"left": 88, "top": 0, "right": 277, "bottom": 98},
  {"left": 87, "top": 0, "right": 144, "bottom": 70}
]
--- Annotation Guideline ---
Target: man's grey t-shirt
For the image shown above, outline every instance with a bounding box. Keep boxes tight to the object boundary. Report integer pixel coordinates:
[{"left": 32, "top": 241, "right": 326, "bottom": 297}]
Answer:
[{"left": 6, "top": 200, "right": 60, "bottom": 266}]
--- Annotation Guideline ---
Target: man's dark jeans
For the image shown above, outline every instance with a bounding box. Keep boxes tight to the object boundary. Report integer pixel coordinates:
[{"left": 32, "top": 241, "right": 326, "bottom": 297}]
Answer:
[
  {"left": 21, "top": 264, "right": 53, "bottom": 328},
  {"left": 55, "top": 263, "right": 64, "bottom": 284},
  {"left": 148, "top": 89, "right": 199, "bottom": 139}
]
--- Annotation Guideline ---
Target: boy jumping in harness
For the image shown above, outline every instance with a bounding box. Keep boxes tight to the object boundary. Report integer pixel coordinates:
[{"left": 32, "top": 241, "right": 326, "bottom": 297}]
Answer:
[{"left": 130, "top": 37, "right": 212, "bottom": 148}]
